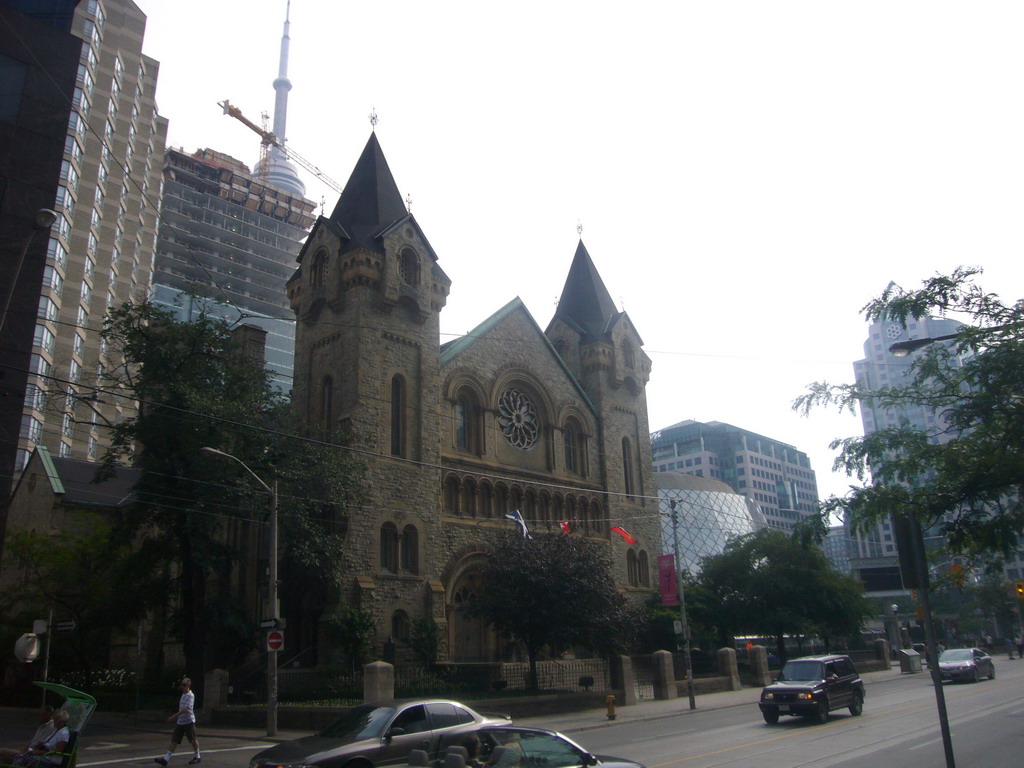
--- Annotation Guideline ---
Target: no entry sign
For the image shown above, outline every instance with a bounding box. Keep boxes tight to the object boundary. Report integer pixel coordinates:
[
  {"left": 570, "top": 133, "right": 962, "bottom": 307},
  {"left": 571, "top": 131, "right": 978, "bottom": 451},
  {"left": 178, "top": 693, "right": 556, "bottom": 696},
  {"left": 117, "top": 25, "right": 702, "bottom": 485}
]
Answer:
[{"left": 267, "top": 629, "right": 284, "bottom": 651}]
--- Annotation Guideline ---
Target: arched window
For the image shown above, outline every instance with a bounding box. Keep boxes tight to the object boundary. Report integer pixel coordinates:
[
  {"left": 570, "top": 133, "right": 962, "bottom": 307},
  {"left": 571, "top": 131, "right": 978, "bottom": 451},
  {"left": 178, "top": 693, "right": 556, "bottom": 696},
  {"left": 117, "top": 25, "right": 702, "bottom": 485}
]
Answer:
[
  {"left": 621, "top": 338, "right": 635, "bottom": 369},
  {"left": 390, "top": 375, "right": 405, "bottom": 456},
  {"left": 590, "top": 500, "right": 602, "bottom": 534},
  {"left": 321, "top": 376, "right": 333, "bottom": 424},
  {"left": 401, "top": 525, "right": 419, "bottom": 573},
  {"left": 622, "top": 437, "right": 635, "bottom": 499},
  {"left": 495, "top": 484, "right": 509, "bottom": 518},
  {"left": 638, "top": 550, "right": 650, "bottom": 587},
  {"left": 479, "top": 481, "right": 493, "bottom": 518},
  {"left": 380, "top": 523, "right": 398, "bottom": 572},
  {"left": 627, "top": 549, "right": 639, "bottom": 587},
  {"left": 310, "top": 249, "right": 328, "bottom": 287},
  {"left": 453, "top": 390, "right": 479, "bottom": 453},
  {"left": 563, "top": 424, "right": 577, "bottom": 473},
  {"left": 461, "top": 479, "right": 476, "bottom": 518},
  {"left": 398, "top": 248, "right": 419, "bottom": 286},
  {"left": 391, "top": 610, "right": 410, "bottom": 641}
]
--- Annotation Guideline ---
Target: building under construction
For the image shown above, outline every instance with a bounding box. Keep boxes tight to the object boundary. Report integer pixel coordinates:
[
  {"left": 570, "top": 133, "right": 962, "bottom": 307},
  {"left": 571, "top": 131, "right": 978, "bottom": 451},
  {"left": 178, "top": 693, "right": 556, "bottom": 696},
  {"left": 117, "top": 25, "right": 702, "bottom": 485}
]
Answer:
[{"left": 152, "top": 147, "right": 315, "bottom": 388}]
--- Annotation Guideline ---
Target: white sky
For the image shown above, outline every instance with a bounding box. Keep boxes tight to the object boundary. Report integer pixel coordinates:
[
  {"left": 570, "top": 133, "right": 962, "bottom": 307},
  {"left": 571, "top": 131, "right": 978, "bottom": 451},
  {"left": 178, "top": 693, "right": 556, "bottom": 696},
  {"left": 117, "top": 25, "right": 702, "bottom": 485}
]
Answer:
[{"left": 135, "top": 0, "right": 1024, "bottom": 503}]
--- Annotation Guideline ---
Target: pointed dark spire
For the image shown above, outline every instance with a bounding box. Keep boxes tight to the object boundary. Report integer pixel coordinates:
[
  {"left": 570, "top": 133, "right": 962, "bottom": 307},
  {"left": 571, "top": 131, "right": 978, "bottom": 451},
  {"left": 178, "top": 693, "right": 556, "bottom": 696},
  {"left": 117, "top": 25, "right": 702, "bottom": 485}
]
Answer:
[
  {"left": 330, "top": 133, "right": 408, "bottom": 253},
  {"left": 553, "top": 240, "right": 619, "bottom": 339}
]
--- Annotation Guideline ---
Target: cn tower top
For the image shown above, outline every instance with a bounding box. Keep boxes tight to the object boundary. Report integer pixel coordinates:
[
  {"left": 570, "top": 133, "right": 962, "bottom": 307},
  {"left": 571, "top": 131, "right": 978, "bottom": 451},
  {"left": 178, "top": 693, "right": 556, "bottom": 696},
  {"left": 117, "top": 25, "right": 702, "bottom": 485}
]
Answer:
[{"left": 255, "top": 1, "right": 306, "bottom": 198}]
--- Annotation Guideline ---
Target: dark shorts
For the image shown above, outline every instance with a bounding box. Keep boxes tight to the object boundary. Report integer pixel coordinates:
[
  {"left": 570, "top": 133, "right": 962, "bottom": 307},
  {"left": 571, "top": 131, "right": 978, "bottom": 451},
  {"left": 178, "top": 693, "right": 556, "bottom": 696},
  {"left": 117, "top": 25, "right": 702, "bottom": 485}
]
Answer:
[{"left": 171, "top": 723, "right": 197, "bottom": 745}]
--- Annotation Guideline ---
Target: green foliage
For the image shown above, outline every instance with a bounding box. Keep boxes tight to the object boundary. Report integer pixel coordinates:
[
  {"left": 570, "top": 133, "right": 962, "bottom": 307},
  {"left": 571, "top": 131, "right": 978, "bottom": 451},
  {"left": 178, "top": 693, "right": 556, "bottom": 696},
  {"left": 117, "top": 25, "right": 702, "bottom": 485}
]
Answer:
[
  {"left": 470, "top": 532, "right": 633, "bottom": 689},
  {"left": 95, "top": 298, "right": 364, "bottom": 682},
  {"left": 321, "top": 607, "right": 376, "bottom": 672},
  {"left": 0, "top": 516, "right": 161, "bottom": 671},
  {"left": 694, "top": 528, "right": 873, "bottom": 661},
  {"left": 795, "top": 268, "right": 1024, "bottom": 556},
  {"left": 410, "top": 616, "right": 441, "bottom": 666}
]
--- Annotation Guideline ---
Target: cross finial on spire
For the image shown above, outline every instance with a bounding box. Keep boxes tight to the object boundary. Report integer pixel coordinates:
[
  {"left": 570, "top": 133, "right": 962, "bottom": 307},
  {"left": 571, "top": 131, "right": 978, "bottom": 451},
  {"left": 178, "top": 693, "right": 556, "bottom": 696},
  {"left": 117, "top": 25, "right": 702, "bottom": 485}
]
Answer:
[
  {"left": 405, "top": 193, "right": 412, "bottom": 213},
  {"left": 369, "top": 108, "right": 378, "bottom": 131},
  {"left": 577, "top": 219, "right": 583, "bottom": 237}
]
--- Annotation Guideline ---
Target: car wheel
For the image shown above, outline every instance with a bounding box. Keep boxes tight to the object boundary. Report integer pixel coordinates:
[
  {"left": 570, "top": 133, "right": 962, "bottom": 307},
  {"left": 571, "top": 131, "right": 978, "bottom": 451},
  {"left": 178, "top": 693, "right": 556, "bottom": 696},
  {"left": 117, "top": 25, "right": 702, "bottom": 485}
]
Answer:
[
  {"left": 989, "top": 664, "right": 996, "bottom": 680},
  {"left": 970, "top": 667, "right": 979, "bottom": 683},
  {"left": 762, "top": 709, "right": 779, "bottom": 725},
  {"left": 849, "top": 692, "right": 864, "bottom": 716},
  {"left": 813, "top": 699, "right": 829, "bottom": 723}
]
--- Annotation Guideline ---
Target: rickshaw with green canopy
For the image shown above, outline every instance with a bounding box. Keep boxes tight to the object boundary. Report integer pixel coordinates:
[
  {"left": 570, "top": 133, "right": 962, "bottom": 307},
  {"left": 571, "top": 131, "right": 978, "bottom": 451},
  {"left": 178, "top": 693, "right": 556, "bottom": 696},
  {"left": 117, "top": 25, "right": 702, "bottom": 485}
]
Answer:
[{"left": 2, "top": 682, "right": 98, "bottom": 768}]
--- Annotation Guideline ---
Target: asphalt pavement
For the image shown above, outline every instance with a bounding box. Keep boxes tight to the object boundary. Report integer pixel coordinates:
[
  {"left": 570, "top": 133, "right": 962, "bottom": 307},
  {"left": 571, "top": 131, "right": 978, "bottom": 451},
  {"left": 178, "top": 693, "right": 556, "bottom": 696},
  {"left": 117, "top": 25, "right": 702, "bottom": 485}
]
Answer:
[{"left": 0, "top": 663, "right": 911, "bottom": 745}]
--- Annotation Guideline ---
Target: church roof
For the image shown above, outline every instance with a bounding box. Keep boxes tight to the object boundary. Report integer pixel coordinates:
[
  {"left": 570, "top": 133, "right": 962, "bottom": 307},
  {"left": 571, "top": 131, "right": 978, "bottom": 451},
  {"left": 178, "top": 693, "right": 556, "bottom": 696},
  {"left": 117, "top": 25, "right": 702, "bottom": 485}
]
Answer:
[
  {"left": 551, "top": 240, "right": 620, "bottom": 340},
  {"left": 441, "top": 297, "right": 598, "bottom": 416},
  {"left": 329, "top": 133, "right": 409, "bottom": 254}
]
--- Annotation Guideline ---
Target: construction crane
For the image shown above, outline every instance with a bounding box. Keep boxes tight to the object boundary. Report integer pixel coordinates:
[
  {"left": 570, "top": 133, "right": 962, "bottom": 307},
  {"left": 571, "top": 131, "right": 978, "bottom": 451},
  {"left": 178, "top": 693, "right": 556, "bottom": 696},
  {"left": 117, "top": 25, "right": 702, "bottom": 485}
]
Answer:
[{"left": 218, "top": 99, "right": 343, "bottom": 193}]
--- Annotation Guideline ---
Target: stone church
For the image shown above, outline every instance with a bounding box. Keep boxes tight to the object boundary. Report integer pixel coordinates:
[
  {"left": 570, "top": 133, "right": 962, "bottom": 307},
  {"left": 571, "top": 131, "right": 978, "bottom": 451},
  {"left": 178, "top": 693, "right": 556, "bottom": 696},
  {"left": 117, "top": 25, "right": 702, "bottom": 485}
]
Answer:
[{"left": 287, "top": 133, "right": 661, "bottom": 663}]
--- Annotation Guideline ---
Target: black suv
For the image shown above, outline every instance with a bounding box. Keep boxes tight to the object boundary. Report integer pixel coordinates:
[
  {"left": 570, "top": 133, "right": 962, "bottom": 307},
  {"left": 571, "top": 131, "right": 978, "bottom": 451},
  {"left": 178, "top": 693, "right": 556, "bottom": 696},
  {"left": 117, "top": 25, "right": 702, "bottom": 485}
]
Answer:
[{"left": 758, "top": 654, "right": 864, "bottom": 724}]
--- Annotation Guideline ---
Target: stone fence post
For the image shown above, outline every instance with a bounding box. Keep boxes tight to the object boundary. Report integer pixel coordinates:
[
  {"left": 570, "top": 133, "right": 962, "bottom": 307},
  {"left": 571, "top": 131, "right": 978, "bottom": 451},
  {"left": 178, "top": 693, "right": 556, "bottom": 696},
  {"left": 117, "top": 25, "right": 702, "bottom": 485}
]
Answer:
[
  {"left": 717, "top": 647, "right": 742, "bottom": 690},
  {"left": 749, "top": 645, "right": 772, "bottom": 687},
  {"left": 609, "top": 654, "right": 637, "bottom": 706},
  {"left": 652, "top": 650, "right": 677, "bottom": 700},
  {"left": 363, "top": 660, "right": 394, "bottom": 703}
]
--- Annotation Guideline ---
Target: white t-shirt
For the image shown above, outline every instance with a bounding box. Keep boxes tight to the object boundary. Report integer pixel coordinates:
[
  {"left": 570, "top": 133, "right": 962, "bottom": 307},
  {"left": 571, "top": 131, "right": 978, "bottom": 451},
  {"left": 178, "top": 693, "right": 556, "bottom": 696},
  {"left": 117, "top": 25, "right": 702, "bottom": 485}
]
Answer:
[
  {"left": 39, "top": 727, "right": 69, "bottom": 766},
  {"left": 176, "top": 691, "right": 195, "bottom": 725}
]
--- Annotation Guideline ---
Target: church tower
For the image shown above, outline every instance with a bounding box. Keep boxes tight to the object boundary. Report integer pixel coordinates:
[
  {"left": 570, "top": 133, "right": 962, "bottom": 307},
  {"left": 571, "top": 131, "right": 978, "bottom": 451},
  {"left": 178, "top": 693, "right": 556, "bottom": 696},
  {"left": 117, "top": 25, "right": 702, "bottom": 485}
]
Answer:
[
  {"left": 545, "top": 242, "right": 657, "bottom": 550},
  {"left": 288, "top": 133, "right": 450, "bottom": 604}
]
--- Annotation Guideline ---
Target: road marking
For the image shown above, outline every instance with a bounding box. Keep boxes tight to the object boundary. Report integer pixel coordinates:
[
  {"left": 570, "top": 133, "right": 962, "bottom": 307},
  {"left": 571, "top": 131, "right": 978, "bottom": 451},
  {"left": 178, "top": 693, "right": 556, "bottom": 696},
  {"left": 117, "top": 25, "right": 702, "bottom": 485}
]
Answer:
[
  {"left": 79, "top": 745, "right": 274, "bottom": 767},
  {"left": 86, "top": 743, "right": 129, "bottom": 750},
  {"left": 909, "top": 738, "right": 941, "bottom": 751}
]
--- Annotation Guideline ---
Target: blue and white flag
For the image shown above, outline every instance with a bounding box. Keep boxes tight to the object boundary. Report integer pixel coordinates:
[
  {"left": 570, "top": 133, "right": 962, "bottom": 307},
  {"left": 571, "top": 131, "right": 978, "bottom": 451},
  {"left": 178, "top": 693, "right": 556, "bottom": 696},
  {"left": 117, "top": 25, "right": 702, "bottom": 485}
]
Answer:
[{"left": 504, "top": 509, "right": 532, "bottom": 539}]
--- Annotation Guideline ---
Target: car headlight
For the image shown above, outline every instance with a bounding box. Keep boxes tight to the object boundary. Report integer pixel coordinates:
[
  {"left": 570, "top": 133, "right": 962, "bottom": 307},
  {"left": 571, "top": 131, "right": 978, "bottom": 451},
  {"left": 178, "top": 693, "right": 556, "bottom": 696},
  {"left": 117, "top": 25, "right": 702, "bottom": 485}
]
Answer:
[
  {"left": 763, "top": 692, "right": 774, "bottom": 700},
  {"left": 797, "top": 693, "right": 814, "bottom": 700}
]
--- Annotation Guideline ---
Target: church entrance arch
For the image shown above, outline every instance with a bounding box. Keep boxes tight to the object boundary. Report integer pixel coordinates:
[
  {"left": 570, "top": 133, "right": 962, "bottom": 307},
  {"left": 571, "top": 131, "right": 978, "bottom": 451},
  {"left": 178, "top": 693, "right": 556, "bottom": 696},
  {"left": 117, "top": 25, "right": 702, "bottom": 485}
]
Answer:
[{"left": 447, "top": 557, "right": 500, "bottom": 662}]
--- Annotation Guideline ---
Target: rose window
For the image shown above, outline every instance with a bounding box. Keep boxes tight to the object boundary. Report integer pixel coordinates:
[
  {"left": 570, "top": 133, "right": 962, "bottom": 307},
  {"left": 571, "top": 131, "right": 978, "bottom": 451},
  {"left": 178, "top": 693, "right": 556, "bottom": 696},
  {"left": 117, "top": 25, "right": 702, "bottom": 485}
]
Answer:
[{"left": 498, "top": 388, "right": 539, "bottom": 449}]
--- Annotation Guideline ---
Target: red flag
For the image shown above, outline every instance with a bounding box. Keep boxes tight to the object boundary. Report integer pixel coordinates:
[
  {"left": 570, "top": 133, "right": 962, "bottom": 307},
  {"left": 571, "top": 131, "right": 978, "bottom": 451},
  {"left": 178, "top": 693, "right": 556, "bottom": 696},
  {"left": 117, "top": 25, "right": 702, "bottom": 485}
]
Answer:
[
  {"left": 559, "top": 520, "right": 571, "bottom": 534},
  {"left": 610, "top": 526, "right": 636, "bottom": 544}
]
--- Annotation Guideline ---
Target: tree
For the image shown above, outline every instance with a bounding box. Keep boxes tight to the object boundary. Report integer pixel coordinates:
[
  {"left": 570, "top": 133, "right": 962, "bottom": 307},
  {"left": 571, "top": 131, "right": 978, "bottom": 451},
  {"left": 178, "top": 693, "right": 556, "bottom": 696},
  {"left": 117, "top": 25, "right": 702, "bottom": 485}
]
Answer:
[
  {"left": 98, "top": 299, "right": 364, "bottom": 691},
  {"left": 795, "top": 267, "right": 1024, "bottom": 557},
  {"left": 470, "top": 531, "right": 633, "bottom": 690},
  {"left": 0, "top": 515, "right": 161, "bottom": 671},
  {"left": 694, "top": 529, "right": 872, "bottom": 662}
]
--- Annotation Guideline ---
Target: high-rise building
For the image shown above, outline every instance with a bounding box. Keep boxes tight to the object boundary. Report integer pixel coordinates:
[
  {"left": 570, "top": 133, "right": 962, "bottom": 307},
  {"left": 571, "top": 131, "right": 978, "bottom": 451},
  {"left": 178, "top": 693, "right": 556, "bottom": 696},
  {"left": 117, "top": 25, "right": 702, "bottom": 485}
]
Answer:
[
  {"left": 151, "top": 147, "right": 315, "bottom": 389},
  {"left": 846, "top": 313, "right": 964, "bottom": 593},
  {"left": 150, "top": 7, "right": 314, "bottom": 391},
  {"left": 650, "top": 419, "right": 819, "bottom": 531},
  {"left": 2, "top": 0, "right": 167, "bottom": 482}
]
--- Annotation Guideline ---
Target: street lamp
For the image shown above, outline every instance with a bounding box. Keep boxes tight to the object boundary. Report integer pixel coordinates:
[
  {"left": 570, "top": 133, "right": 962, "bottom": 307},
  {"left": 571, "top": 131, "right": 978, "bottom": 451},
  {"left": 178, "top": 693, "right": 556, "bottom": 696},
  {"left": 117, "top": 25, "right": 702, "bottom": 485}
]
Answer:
[
  {"left": 888, "top": 333, "right": 960, "bottom": 358},
  {"left": 199, "top": 447, "right": 279, "bottom": 736},
  {"left": 0, "top": 208, "right": 57, "bottom": 336},
  {"left": 667, "top": 500, "right": 696, "bottom": 710}
]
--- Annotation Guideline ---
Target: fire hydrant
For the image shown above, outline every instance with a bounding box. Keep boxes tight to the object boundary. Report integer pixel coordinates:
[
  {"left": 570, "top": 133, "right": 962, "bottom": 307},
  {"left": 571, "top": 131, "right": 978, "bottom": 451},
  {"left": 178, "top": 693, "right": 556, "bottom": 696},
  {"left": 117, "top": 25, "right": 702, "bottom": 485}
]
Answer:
[{"left": 606, "top": 694, "right": 616, "bottom": 720}]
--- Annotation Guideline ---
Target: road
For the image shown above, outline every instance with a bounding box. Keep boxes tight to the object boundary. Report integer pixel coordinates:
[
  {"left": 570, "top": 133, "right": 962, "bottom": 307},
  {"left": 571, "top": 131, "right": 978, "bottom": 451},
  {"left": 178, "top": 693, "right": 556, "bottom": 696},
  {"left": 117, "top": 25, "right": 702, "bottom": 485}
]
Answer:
[{"left": 73, "top": 658, "right": 1024, "bottom": 768}]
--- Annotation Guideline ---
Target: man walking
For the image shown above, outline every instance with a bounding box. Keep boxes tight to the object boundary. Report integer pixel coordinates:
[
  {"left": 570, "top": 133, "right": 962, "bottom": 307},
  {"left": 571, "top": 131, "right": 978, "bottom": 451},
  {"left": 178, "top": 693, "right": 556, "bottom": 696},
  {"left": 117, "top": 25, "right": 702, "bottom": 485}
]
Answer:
[{"left": 155, "top": 678, "right": 201, "bottom": 766}]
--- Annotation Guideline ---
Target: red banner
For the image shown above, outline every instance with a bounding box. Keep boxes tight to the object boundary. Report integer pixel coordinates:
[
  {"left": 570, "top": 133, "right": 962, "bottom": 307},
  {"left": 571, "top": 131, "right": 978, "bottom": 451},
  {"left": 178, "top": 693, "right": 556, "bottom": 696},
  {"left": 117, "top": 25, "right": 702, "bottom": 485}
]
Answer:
[{"left": 659, "top": 554, "right": 678, "bottom": 606}]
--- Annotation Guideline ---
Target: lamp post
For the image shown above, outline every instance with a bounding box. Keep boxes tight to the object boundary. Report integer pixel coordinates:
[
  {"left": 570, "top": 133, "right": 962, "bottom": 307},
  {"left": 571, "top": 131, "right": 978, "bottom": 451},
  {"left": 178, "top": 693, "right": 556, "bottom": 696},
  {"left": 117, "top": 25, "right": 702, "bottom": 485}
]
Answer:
[
  {"left": 888, "top": 333, "right": 960, "bottom": 358},
  {"left": 199, "top": 447, "right": 279, "bottom": 736},
  {"left": 668, "top": 500, "right": 696, "bottom": 710},
  {"left": 0, "top": 208, "right": 57, "bottom": 336}
]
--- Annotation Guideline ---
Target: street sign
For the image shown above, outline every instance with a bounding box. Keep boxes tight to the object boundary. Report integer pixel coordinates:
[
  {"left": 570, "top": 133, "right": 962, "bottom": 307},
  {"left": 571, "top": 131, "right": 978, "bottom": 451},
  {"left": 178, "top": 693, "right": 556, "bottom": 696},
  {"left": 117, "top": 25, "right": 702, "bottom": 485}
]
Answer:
[
  {"left": 267, "top": 629, "right": 284, "bottom": 651},
  {"left": 260, "top": 619, "right": 279, "bottom": 630},
  {"left": 55, "top": 619, "right": 76, "bottom": 632}
]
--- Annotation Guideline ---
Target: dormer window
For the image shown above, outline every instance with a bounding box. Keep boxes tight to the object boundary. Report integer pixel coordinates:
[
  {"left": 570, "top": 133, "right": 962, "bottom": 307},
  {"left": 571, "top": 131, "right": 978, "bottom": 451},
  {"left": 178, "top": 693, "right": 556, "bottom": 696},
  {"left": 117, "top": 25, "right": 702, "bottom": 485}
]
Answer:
[
  {"left": 311, "top": 248, "right": 328, "bottom": 287},
  {"left": 398, "top": 248, "right": 419, "bottom": 286}
]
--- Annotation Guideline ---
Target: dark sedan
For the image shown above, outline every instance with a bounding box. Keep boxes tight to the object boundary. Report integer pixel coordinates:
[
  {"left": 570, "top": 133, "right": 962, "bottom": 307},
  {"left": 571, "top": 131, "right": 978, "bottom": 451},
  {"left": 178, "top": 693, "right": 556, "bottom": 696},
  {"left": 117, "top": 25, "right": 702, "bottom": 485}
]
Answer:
[
  {"left": 249, "top": 700, "right": 511, "bottom": 768},
  {"left": 938, "top": 648, "right": 995, "bottom": 683},
  {"left": 432, "top": 726, "right": 645, "bottom": 768}
]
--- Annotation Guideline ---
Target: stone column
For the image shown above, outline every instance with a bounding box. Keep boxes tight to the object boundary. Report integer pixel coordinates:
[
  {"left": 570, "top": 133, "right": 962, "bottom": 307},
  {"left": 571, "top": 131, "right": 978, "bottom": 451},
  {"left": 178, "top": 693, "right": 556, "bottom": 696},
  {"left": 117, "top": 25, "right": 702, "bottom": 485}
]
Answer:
[
  {"left": 717, "top": 647, "right": 742, "bottom": 691},
  {"left": 609, "top": 654, "right": 637, "bottom": 706},
  {"left": 363, "top": 660, "right": 394, "bottom": 703},
  {"left": 652, "top": 650, "right": 677, "bottom": 700},
  {"left": 875, "top": 637, "right": 892, "bottom": 668},
  {"left": 749, "top": 645, "right": 772, "bottom": 687}
]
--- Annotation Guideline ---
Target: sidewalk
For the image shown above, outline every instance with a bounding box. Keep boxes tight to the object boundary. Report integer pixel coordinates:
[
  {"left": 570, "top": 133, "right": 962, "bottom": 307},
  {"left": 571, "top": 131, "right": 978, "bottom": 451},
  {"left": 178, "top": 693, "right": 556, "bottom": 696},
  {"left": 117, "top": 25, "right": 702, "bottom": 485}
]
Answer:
[{"left": 2, "top": 665, "right": 908, "bottom": 746}]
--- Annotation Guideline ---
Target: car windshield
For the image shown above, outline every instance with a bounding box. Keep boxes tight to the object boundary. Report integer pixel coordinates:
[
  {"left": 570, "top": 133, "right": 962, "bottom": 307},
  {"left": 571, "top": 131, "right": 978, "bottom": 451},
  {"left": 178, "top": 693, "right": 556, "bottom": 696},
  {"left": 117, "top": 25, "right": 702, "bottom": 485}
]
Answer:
[
  {"left": 778, "top": 660, "right": 825, "bottom": 681},
  {"left": 939, "top": 649, "right": 974, "bottom": 662},
  {"left": 319, "top": 705, "right": 396, "bottom": 739}
]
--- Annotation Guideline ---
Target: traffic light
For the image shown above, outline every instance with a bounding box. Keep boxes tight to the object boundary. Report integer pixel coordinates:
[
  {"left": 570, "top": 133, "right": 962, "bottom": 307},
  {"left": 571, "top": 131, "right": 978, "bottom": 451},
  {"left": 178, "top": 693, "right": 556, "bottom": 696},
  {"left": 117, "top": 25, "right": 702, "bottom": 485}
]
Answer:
[{"left": 1015, "top": 581, "right": 1024, "bottom": 598}]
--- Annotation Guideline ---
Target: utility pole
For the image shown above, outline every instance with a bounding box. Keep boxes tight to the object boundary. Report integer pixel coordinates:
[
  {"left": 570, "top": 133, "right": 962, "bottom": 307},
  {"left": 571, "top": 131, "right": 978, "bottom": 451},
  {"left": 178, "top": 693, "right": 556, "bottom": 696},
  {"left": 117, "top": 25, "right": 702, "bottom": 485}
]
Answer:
[{"left": 669, "top": 500, "right": 696, "bottom": 710}]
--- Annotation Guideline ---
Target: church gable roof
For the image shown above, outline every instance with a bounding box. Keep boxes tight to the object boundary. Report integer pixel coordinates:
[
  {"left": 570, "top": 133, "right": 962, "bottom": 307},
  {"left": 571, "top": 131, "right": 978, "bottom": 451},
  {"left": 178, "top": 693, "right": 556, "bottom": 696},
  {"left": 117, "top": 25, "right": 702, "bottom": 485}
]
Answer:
[
  {"left": 329, "top": 133, "right": 409, "bottom": 255},
  {"left": 442, "top": 297, "right": 597, "bottom": 416},
  {"left": 550, "top": 240, "right": 620, "bottom": 340}
]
